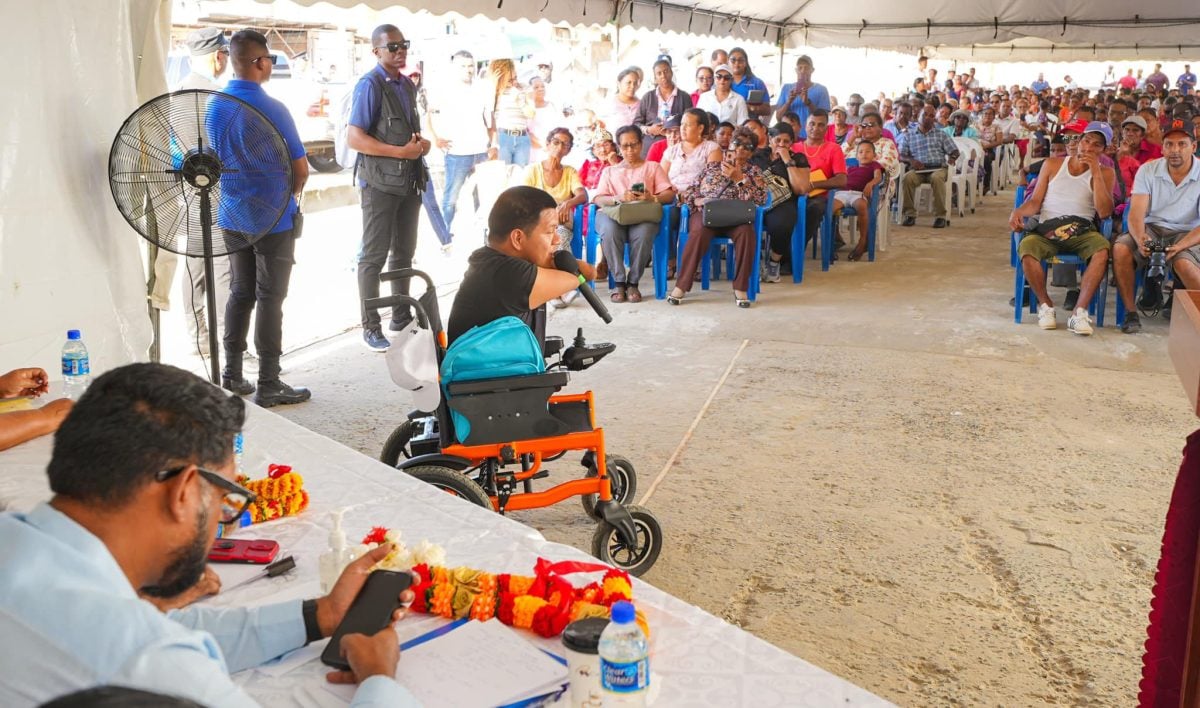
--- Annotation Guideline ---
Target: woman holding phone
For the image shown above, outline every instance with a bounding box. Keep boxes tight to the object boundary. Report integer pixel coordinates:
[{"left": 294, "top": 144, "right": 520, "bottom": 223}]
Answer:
[
  {"left": 669, "top": 126, "right": 767, "bottom": 307},
  {"left": 592, "top": 126, "right": 675, "bottom": 303}
]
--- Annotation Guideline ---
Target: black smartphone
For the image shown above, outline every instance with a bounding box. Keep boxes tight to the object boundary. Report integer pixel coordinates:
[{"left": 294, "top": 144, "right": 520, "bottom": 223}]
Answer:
[
  {"left": 320, "top": 570, "right": 413, "bottom": 670},
  {"left": 630, "top": 182, "right": 645, "bottom": 194}
]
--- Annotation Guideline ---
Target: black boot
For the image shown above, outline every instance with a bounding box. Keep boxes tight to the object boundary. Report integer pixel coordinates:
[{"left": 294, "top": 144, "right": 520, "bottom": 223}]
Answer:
[
  {"left": 254, "top": 379, "right": 311, "bottom": 408},
  {"left": 222, "top": 353, "right": 254, "bottom": 396}
]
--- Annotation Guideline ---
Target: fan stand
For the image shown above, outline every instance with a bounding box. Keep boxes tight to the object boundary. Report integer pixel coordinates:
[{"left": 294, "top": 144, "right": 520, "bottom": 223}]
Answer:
[{"left": 177, "top": 147, "right": 226, "bottom": 386}]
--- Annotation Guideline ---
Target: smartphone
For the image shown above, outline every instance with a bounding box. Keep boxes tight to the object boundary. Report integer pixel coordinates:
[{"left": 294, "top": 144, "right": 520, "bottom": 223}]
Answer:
[
  {"left": 630, "top": 182, "right": 645, "bottom": 194},
  {"left": 207, "top": 538, "right": 280, "bottom": 564},
  {"left": 320, "top": 570, "right": 414, "bottom": 670}
]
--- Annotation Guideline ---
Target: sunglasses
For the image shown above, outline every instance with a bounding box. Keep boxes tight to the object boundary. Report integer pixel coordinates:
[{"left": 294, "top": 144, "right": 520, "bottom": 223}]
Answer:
[
  {"left": 715, "top": 74, "right": 733, "bottom": 81},
  {"left": 155, "top": 465, "right": 256, "bottom": 525},
  {"left": 618, "top": 142, "right": 641, "bottom": 149},
  {"left": 732, "top": 141, "right": 754, "bottom": 150},
  {"left": 859, "top": 122, "right": 880, "bottom": 128},
  {"left": 251, "top": 55, "right": 278, "bottom": 66},
  {"left": 376, "top": 40, "right": 411, "bottom": 53}
]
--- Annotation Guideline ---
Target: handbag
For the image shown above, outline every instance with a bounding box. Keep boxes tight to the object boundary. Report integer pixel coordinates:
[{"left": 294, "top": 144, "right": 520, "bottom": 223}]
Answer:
[
  {"left": 763, "top": 170, "right": 792, "bottom": 211},
  {"left": 599, "top": 200, "right": 662, "bottom": 226},
  {"left": 702, "top": 199, "right": 756, "bottom": 229}
]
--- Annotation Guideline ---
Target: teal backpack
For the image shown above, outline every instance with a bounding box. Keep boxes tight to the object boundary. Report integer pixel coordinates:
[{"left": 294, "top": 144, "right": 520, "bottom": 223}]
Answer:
[{"left": 440, "top": 317, "right": 544, "bottom": 441}]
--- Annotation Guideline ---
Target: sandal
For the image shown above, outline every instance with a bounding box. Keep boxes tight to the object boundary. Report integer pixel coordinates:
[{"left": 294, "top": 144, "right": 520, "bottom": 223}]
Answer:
[
  {"left": 734, "top": 293, "right": 752, "bottom": 309},
  {"left": 667, "top": 288, "right": 684, "bottom": 306},
  {"left": 626, "top": 285, "right": 643, "bottom": 303},
  {"left": 848, "top": 248, "right": 867, "bottom": 262},
  {"left": 610, "top": 287, "right": 626, "bottom": 303}
]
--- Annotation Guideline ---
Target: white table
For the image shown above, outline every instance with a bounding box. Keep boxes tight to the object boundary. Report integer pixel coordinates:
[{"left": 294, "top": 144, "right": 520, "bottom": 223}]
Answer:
[{"left": 1, "top": 403, "right": 890, "bottom": 707}]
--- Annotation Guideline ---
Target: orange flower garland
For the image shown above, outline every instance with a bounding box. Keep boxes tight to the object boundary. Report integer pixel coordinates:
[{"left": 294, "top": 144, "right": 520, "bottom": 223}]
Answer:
[
  {"left": 238, "top": 463, "right": 310, "bottom": 523},
  {"left": 407, "top": 557, "right": 647, "bottom": 638}
]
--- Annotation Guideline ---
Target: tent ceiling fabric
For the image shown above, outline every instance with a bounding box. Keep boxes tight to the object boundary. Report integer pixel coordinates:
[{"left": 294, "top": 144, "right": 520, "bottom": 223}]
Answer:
[{"left": 251, "top": 0, "right": 1200, "bottom": 55}]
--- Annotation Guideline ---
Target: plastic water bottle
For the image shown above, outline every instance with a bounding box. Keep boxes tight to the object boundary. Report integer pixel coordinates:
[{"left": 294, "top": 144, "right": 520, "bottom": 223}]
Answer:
[
  {"left": 598, "top": 600, "right": 649, "bottom": 706},
  {"left": 61, "top": 330, "right": 91, "bottom": 400},
  {"left": 234, "top": 432, "right": 245, "bottom": 475}
]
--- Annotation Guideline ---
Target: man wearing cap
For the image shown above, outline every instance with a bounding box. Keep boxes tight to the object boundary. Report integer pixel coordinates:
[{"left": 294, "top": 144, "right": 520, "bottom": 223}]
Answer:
[
  {"left": 1113, "top": 118, "right": 1200, "bottom": 333},
  {"left": 774, "top": 55, "right": 830, "bottom": 140},
  {"left": 161, "top": 28, "right": 232, "bottom": 359},
  {"left": 697, "top": 64, "right": 748, "bottom": 128},
  {"left": 1117, "top": 115, "right": 1163, "bottom": 164},
  {"left": 216, "top": 30, "right": 312, "bottom": 406},
  {"left": 347, "top": 24, "right": 431, "bottom": 353},
  {"left": 944, "top": 110, "right": 980, "bottom": 140},
  {"left": 1010, "top": 120, "right": 1114, "bottom": 335}
]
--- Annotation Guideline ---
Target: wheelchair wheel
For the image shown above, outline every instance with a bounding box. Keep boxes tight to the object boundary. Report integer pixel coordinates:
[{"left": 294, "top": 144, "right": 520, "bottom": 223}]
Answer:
[
  {"left": 590, "top": 505, "right": 662, "bottom": 577},
  {"left": 380, "top": 421, "right": 416, "bottom": 467},
  {"left": 405, "top": 465, "right": 493, "bottom": 510},
  {"left": 581, "top": 454, "right": 637, "bottom": 521}
]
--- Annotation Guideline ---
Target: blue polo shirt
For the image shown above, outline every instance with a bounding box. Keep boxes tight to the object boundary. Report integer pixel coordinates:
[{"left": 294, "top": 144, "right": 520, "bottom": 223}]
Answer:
[
  {"left": 214, "top": 79, "right": 305, "bottom": 234},
  {"left": 730, "top": 74, "right": 770, "bottom": 109},
  {"left": 775, "top": 82, "right": 831, "bottom": 139},
  {"left": 1031, "top": 80, "right": 1050, "bottom": 92},
  {"left": 349, "top": 65, "right": 419, "bottom": 188}
]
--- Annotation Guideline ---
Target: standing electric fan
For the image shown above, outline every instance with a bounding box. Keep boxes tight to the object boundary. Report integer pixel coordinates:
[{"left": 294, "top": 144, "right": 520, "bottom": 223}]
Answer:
[{"left": 108, "top": 89, "right": 293, "bottom": 384}]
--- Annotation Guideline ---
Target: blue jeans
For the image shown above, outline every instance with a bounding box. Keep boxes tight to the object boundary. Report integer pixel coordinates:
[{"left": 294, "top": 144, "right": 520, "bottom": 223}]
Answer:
[
  {"left": 421, "top": 178, "right": 453, "bottom": 246},
  {"left": 442, "top": 152, "right": 488, "bottom": 230},
  {"left": 497, "top": 131, "right": 530, "bottom": 167}
]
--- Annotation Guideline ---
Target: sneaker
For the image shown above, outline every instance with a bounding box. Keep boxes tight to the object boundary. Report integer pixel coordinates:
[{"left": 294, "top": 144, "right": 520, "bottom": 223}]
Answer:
[
  {"left": 363, "top": 328, "right": 390, "bottom": 352},
  {"left": 764, "top": 259, "right": 781, "bottom": 283},
  {"left": 549, "top": 296, "right": 566, "bottom": 309},
  {"left": 1068, "top": 308, "right": 1093, "bottom": 336},
  {"left": 560, "top": 289, "right": 580, "bottom": 305},
  {"left": 1037, "top": 303, "right": 1057, "bottom": 330},
  {"left": 1120, "top": 311, "right": 1142, "bottom": 334},
  {"left": 387, "top": 315, "right": 414, "bottom": 332},
  {"left": 254, "top": 379, "right": 312, "bottom": 408}
]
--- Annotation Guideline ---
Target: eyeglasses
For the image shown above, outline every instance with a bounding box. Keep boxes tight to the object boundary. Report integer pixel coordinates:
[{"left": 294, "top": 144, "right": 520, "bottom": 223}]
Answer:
[
  {"left": 732, "top": 141, "right": 754, "bottom": 150},
  {"left": 859, "top": 122, "right": 880, "bottom": 128},
  {"left": 375, "top": 40, "right": 411, "bottom": 53},
  {"left": 549, "top": 138, "right": 573, "bottom": 148},
  {"left": 1063, "top": 134, "right": 1083, "bottom": 143},
  {"left": 251, "top": 55, "right": 278, "bottom": 66},
  {"left": 618, "top": 142, "right": 641, "bottom": 149},
  {"left": 156, "top": 465, "right": 256, "bottom": 525},
  {"left": 715, "top": 74, "right": 733, "bottom": 81}
]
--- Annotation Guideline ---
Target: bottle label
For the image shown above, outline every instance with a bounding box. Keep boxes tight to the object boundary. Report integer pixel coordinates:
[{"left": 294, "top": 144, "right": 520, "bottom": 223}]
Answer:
[
  {"left": 62, "top": 357, "right": 90, "bottom": 377},
  {"left": 600, "top": 657, "right": 648, "bottom": 693}
]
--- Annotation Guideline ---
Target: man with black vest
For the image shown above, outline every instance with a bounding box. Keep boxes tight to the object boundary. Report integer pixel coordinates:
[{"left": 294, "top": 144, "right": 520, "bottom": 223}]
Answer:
[{"left": 348, "top": 25, "right": 431, "bottom": 352}]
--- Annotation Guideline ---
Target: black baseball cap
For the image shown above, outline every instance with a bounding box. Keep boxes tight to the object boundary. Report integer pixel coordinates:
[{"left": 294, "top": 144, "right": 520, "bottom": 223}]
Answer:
[{"left": 1164, "top": 116, "right": 1196, "bottom": 141}]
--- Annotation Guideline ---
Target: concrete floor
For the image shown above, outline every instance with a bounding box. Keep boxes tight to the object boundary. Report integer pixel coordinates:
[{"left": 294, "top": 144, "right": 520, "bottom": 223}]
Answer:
[{"left": 241, "top": 191, "right": 1191, "bottom": 706}]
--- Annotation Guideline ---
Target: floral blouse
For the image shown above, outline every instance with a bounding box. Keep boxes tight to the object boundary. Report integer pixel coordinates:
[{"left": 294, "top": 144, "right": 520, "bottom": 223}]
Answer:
[{"left": 680, "top": 160, "right": 767, "bottom": 208}]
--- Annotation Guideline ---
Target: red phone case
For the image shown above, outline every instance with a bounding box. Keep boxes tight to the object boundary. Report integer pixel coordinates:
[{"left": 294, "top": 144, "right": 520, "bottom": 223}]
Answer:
[{"left": 208, "top": 539, "right": 280, "bottom": 564}]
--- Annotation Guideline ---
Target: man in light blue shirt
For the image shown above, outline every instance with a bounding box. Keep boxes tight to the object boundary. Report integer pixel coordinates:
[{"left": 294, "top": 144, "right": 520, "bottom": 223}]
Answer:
[
  {"left": 774, "top": 55, "right": 830, "bottom": 140},
  {"left": 0, "top": 363, "right": 420, "bottom": 707},
  {"left": 1113, "top": 119, "right": 1200, "bottom": 333}
]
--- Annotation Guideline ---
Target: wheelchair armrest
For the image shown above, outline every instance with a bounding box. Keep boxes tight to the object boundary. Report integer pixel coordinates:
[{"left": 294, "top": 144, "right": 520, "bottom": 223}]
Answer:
[{"left": 446, "top": 371, "right": 569, "bottom": 397}]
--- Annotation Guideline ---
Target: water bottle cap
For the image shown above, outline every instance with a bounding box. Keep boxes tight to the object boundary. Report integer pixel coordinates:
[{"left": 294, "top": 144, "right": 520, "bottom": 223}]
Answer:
[
  {"left": 67, "top": 330, "right": 81, "bottom": 340},
  {"left": 610, "top": 600, "right": 635, "bottom": 624}
]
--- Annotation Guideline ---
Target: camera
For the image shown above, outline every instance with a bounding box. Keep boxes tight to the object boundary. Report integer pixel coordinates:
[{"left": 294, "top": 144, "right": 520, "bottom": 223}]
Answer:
[{"left": 1138, "top": 238, "right": 1169, "bottom": 315}]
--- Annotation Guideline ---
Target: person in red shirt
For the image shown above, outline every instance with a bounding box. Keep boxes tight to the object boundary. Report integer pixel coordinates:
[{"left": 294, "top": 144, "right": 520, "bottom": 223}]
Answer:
[
  {"left": 579, "top": 129, "right": 620, "bottom": 190},
  {"left": 646, "top": 114, "right": 681, "bottom": 162},
  {"left": 1119, "top": 115, "right": 1163, "bottom": 164},
  {"left": 792, "top": 109, "right": 847, "bottom": 249}
]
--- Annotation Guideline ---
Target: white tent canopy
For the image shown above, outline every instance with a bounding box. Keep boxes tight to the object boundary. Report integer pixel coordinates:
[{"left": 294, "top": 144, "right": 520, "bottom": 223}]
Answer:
[{"left": 254, "top": 0, "right": 1200, "bottom": 60}]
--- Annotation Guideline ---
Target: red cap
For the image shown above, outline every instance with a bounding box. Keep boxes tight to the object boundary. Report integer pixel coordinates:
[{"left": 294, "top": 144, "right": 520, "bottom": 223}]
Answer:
[{"left": 1061, "top": 118, "right": 1089, "bottom": 134}]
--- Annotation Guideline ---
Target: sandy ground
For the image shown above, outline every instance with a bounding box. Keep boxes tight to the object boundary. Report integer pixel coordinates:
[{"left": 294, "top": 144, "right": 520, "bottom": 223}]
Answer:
[{"left": 164, "top": 184, "right": 1196, "bottom": 705}]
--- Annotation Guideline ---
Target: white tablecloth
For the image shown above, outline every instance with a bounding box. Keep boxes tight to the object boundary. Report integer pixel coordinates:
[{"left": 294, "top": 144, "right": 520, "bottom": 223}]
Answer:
[{"left": 0, "top": 404, "right": 890, "bottom": 707}]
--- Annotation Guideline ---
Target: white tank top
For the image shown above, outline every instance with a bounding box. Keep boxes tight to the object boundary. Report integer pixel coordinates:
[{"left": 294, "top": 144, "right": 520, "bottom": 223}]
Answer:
[{"left": 1039, "top": 159, "right": 1095, "bottom": 221}]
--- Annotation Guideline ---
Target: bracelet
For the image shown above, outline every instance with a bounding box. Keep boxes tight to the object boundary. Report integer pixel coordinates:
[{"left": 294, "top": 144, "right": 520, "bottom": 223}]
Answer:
[{"left": 302, "top": 598, "right": 323, "bottom": 644}]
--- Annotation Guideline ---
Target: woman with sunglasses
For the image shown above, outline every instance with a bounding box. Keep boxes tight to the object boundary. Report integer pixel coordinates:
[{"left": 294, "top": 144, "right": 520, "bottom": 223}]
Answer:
[
  {"left": 692, "top": 66, "right": 714, "bottom": 107},
  {"left": 755, "top": 122, "right": 812, "bottom": 283},
  {"left": 593, "top": 126, "right": 675, "bottom": 303},
  {"left": 488, "top": 59, "right": 533, "bottom": 167},
  {"left": 697, "top": 64, "right": 748, "bottom": 128},
  {"left": 669, "top": 127, "right": 768, "bottom": 307}
]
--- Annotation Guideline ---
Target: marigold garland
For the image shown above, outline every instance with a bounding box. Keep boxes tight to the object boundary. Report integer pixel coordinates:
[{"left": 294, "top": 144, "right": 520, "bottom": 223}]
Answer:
[
  {"left": 237, "top": 463, "right": 309, "bottom": 523},
  {"left": 406, "top": 557, "right": 647, "bottom": 639}
]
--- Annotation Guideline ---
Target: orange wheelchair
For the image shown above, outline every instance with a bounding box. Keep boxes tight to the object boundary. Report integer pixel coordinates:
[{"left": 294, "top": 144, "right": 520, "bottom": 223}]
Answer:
[{"left": 370, "top": 269, "right": 662, "bottom": 576}]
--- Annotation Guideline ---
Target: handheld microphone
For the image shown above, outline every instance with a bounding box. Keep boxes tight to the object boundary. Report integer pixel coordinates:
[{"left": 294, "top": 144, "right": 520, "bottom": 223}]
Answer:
[{"left": 553, "top": 250, "right": 612, "bottom": 324}]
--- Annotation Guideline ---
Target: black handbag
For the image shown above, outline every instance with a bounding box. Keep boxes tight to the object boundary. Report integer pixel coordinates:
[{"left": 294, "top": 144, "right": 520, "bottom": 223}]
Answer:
[{"left": 702, "top": 199, "right": 756, "bottom": 229}]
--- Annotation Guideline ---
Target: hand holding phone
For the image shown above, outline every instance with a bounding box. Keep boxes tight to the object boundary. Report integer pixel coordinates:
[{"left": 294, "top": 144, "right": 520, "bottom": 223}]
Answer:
[{"left": 321, "top": 570, "right": 414, "bottom": 670}]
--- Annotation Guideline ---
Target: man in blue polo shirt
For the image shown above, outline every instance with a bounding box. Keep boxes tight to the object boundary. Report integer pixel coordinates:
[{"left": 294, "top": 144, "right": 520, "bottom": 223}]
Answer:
[
  {"left": 218, "top": 30, "right": 311, "bottom": 407},
  {"left": 347, "top": 24, "right": 431, "bottom": 353},
  {"left": 773, "top": 55, "right": 830, "bottom": 140},
  {"left": 1178, "top": 64, "right": 1197, "bottom": 95}
]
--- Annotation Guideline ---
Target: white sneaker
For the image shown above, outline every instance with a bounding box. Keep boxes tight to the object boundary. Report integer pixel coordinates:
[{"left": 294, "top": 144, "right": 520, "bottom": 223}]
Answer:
[
  {"left": 549, "top": 297, "right": 566, "bottom": 309},
  {"left": 1068, "top": 307, "right": 1093, "bottom": 336},
  {"left": 1037, "top": 303, "right": 1057, "bottom": 330},
  {"left": 764, "top": 259, "right": 781, "bottom": 283},
  {"left": 560, "top": 289, "right": 580, "bottom": 305}
]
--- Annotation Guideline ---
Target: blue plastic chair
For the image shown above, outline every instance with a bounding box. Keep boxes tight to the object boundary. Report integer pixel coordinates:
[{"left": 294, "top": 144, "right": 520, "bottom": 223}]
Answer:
[
  {"left": 1008, "top": 185, "right": 1028, "bottom": 267},
  {"left": 678, "top": 203, "right": 766, "bottom": 301},
  {"left": 1013, "top": 217, "right": 1112, "bottom": 328},
  {"left": 821, "top": 177, "right": 882, "bottom": 266},
  {"left": 572, "top": 203, "right": 673, "bottom": 300},
  {"left": 788, "top": 195, "right": 809, "bottom": 284}
]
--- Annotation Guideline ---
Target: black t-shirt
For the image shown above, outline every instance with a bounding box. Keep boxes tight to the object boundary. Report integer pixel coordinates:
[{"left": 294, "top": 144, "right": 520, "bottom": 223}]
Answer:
[{"left": 447, "top": 247, "right": 538, "bottom": 345}]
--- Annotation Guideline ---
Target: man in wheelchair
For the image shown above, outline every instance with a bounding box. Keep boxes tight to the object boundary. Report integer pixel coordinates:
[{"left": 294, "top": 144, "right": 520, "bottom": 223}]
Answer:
[{"left": 447, "top": 186, "right": 597, "bottom": 345}]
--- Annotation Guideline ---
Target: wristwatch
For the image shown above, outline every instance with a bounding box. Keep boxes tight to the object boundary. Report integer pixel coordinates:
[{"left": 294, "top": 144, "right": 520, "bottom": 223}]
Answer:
[{"left": 302, "top": 598, "right": 323, "bottom": 644}]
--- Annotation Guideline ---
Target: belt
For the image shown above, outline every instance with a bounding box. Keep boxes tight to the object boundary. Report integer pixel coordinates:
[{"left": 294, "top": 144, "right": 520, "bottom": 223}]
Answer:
[{"left": 498, "top": 128, "right": 528, "bottom": 137}]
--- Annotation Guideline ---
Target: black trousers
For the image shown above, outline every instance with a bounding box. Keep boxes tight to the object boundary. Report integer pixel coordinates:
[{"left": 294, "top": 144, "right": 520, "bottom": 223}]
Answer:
[
  {"left": 223, "top": 229, "right": 296, "bottom": 382},
  {"left": 358, "top": 185, "right": 421, "bottom": 329},
  {"left": 804, "top": 194, "right": 827, "bottom": 249},
  {"left": 765, "top": 198, "right": 800, "bottom": 261}
]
